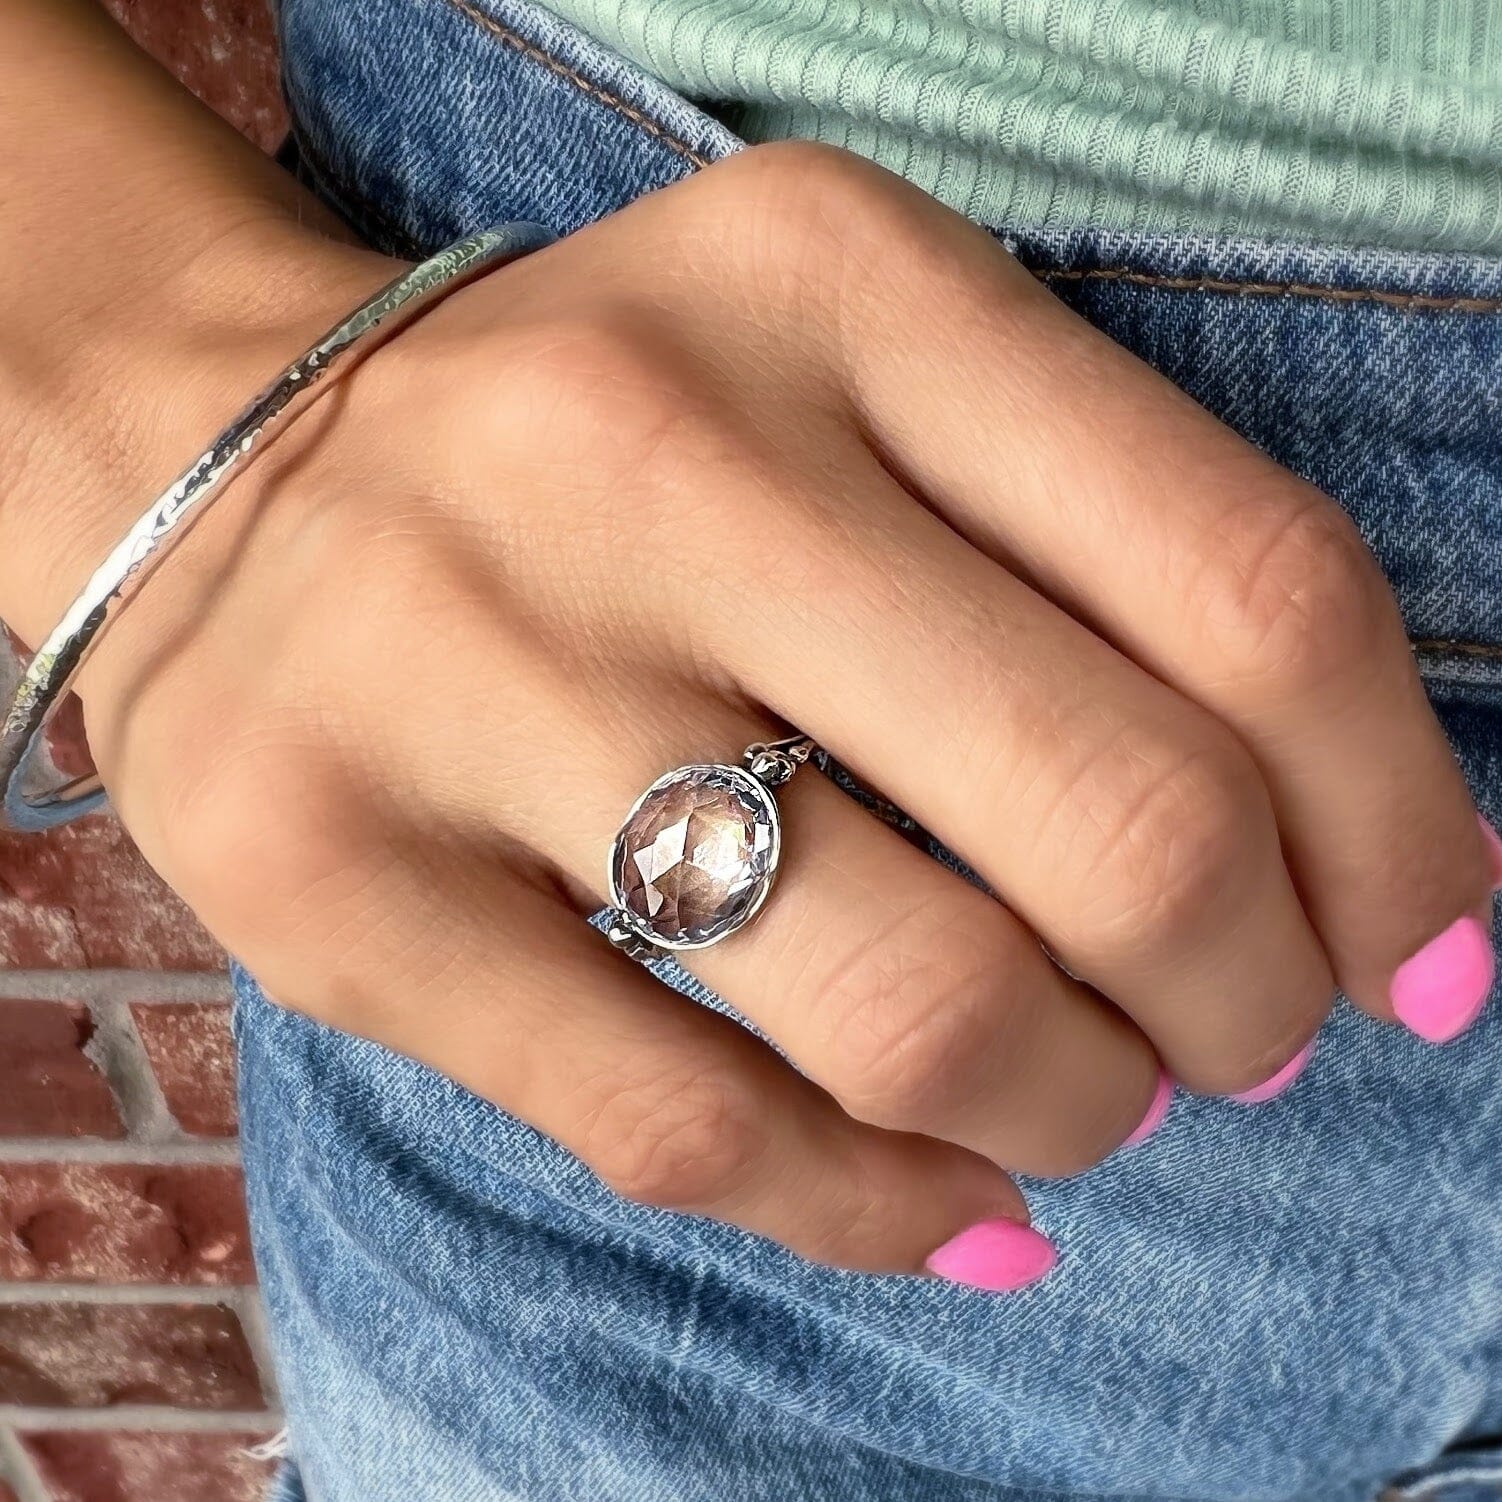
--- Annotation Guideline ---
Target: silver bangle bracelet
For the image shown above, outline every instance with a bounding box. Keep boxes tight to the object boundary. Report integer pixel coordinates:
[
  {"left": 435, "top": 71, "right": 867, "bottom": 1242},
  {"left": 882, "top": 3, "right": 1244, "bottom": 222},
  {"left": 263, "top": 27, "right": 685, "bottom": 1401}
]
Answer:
[{"left": 0, "top": 222, "right": 555, "bottom": 833}]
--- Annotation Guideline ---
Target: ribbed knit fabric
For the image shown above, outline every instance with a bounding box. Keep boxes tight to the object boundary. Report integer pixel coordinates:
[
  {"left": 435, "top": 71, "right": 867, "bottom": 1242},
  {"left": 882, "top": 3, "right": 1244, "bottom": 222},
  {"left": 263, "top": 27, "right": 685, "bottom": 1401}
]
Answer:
[{"left": 540, "top": 0, "right": 1502, "bottom": 250}]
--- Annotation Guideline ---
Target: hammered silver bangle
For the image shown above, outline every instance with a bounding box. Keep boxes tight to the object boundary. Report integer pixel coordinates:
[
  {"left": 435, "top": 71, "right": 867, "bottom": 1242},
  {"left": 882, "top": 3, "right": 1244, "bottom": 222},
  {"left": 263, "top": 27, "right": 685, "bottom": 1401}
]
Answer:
[{"left": 0, "top": 223, "right": 555, "bottom": 833}]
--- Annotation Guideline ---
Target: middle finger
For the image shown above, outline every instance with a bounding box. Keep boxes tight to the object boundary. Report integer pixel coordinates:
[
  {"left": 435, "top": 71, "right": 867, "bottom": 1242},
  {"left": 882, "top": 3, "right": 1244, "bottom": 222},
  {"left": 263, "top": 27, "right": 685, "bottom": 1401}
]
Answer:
[{"left": 708, "top": 456, "right": 1336, "bottom": 1096}]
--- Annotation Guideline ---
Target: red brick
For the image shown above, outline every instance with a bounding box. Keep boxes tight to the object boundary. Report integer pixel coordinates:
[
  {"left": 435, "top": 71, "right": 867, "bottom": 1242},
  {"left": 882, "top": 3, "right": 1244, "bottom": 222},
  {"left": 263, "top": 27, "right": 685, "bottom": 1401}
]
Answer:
[
  {"left": 0, "top": 1001, "right": 123, "bottom": 1138},
  {"left": 23, "top": 1431, "right": 276, "bottom": 1502},
  {"left": 131, "top": 1004, "right": 238, "bottom": 1136},
  {"left": 2, "top": 629, "right": 92, "bottom": 785},
  {"left": 0, "top": 641, "right": 220, "bottom": 971},
  {"left": 0, "top": 1302, "right": 263, "bottom": 1409},
  {"left": 0, "top": 817, "right": 223, "bottom": 970},
  {"left": 44, "top": 690, "right": 94, "bottom": 783},
  {"left": 0, "top": 1164, "right": 252, "bottom": 1284},
  {"left": 102, "top": 0, "right": 287, "bottom": 152}
]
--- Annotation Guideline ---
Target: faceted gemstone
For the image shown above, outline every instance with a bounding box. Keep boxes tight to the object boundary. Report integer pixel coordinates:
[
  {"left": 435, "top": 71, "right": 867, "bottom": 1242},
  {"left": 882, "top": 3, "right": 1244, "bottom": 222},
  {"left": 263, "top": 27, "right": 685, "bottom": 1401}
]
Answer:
[{"left": 612, "top": 765, "right": 778, "bottom": 947}]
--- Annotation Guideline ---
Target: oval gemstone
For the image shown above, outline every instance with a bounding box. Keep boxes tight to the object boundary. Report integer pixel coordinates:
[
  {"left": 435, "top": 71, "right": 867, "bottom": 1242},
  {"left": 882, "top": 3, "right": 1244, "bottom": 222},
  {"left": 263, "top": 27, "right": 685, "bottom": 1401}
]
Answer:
[{"left": 611, "top": 764, "right": 779, "bottom": 948}]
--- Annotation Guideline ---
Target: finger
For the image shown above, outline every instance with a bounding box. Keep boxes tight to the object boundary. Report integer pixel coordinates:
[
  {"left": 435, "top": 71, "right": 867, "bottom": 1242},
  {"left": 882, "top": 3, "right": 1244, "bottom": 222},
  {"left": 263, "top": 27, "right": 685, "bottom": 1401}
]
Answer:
[
  {"left": 248, "top": 830, "right": 1043, "bottom": 1284},
  {"left": 688, "top": 767, "right": 1168, "bottom": 1176},
  {"left": 704, "top": 455, "right": 1336, "bottom": 1096},
  {"left": 830, "top": 199, "right": 1495, "bottom": 1042},
  {"left": 369, "top": 657, "right": 1167, "bottom": 1177}
]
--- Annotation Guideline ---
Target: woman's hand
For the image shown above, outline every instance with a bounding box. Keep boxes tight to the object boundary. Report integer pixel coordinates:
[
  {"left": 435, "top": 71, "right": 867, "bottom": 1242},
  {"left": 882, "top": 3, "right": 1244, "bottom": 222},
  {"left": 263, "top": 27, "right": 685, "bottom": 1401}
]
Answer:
[{"left": 29, "top": 144, "right": 1499, "bottom": 1285}]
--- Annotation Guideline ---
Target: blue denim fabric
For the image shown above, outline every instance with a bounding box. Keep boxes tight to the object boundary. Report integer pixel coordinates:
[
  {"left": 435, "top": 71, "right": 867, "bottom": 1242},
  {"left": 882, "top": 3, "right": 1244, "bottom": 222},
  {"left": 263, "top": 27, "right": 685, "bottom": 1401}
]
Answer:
[{"left": 241, "top": 2, "right": 1502, "bottom": 1498}]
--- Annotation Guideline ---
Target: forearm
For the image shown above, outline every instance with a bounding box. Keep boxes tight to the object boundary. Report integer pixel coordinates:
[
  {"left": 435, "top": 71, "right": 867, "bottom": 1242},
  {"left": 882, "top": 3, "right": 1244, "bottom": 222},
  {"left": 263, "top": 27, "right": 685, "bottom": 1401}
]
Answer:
[{"left": 0, "top": 0, "right": 383, "bottom": 641}]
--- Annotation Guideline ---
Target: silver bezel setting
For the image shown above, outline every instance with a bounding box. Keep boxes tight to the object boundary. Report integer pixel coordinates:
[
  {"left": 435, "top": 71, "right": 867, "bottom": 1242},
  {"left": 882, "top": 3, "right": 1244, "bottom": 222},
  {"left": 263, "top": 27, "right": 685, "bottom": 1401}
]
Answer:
[{"left": 607, "top": 762, "right": 783, "bottom": 953}]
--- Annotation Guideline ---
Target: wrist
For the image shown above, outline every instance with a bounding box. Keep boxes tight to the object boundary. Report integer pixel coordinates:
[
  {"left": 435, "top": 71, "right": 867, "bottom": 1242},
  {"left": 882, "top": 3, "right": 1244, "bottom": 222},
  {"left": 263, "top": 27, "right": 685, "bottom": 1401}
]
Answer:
[{"left": 0, "top": 210, "right": 401, "bottom": 645}]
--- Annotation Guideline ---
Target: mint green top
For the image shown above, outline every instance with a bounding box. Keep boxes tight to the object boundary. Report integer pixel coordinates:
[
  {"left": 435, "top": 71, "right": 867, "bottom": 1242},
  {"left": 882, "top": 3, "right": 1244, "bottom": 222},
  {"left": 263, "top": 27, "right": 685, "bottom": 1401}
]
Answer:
[{"left": 545, "top": 0, "right": 1502, "bottom": 250}]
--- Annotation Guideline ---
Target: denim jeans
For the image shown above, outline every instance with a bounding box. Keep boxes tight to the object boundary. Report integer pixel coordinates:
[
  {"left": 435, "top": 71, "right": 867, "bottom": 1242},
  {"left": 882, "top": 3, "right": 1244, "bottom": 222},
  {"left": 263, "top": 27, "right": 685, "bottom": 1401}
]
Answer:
[{"left": 241, "top": 1, "right": 1502, "bottom": 1497}]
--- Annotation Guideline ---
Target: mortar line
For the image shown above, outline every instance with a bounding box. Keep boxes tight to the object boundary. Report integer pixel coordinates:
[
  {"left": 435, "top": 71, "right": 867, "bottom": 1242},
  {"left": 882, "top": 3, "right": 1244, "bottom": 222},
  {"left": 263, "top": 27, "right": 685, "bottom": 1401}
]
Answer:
[
  {"left": 0, "top": 1425, "right": 53, "bottom": 1502},
  {"left": 0, "top": 971, "right": 233, "bottom": 1004},
  {"left": 0, "top": 1407, "right": 279, "bottom": 1433},
  {"left": 84, "top": 993, "right": 183, "bottom": 1147},
  {"left": 0, "top": 1283, "right": 253, "bottom": 1303},
  {"left": 0, "top": 1139, "right": 239, "bottom": 1165}
]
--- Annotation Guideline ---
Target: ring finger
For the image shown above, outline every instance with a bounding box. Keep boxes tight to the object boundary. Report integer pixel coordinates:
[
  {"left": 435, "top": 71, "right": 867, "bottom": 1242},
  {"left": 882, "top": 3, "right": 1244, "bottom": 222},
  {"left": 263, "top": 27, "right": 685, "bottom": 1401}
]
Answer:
[
  {"left": 697, "top": 454, "right": 1336, "bottom": 1097},
  {"left": 374, "top": 646, "right": 1168, "bottom": 1178}
]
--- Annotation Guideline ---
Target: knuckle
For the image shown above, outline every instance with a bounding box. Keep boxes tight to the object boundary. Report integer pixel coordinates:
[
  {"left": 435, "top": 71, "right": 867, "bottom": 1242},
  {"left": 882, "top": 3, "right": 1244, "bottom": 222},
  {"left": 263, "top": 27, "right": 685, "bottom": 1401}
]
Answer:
[
  {"left": 164, "top": 734, "right": 359, "bottom": 935},
  {"left": 821, "top": 902, "right": 1023, "bottom": 1133},
  {"left": 500, "top": 313, "right": 741, "bottom": 502},
  {"left": 323, "top": 499, "right": 441, "bottom": 610},
  {"left": 1082, "top": 734, "right": 1263, "bottom": 960},
  {"left": 269, "top": 526, "right": 465, "bottom": 722},
  {"left": 587, "top": 1067, "right": 769, "bottom": 1212},
  {"left": 508, "top": 310, "right": 691, "bottom": 434},
  {"left": 716, "top": 140, "right": 897, "bottom": 226},
  {"left": 1204, "top": 489, "right": 1396, "bottom": 698},
  {"left": 317, "top": 495, "right": 497, "bottom": 665},
  {"left": 708, "top": 141, "right": 937, "bottom": 290},
  {"left": 166, "top": 734, "right": 430, "bottom": 1042}
]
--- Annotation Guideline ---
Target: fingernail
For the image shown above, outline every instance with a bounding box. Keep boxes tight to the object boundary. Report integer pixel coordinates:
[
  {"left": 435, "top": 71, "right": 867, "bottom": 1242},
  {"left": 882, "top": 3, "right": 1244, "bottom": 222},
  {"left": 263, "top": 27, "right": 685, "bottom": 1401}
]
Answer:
[
  {"left": 1391, "top": 916, "right": 1495, "bottom": 1044},
  {"left": 1480, "top": 815, "right": 1502, "bottom": 891},
  {"left": 1123, "top": 1070, "right": 1173, "bottom": 1146},
  {"left": 1231, "top": 1039, "right": 1315, "bottom": 1105},
  {"left": 926, "top": 1218, "right": 1057, "bottom": 1292}
]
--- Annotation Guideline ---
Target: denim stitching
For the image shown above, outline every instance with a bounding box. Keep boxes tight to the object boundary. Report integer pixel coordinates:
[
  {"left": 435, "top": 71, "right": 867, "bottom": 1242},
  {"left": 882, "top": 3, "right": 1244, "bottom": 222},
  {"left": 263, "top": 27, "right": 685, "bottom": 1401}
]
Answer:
[
  {"left": 439, "top": 0, "right": 712, "bottom": 169},
  {"left": 1414, "top": 638, "right": 1502, "bottom": 660},
  {"left": 1037, "top": 267, "right": 1502, "bottom": 314},
  {"left": 436, "top": 0, "right": 1502, "bottom": 314}
]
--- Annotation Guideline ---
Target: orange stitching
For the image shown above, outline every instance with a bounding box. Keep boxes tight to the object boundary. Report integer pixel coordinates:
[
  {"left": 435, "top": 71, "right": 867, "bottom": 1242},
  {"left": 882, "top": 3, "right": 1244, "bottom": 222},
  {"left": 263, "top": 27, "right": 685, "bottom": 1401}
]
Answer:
[
  {"left": 1035, "top": 266, "right": 1502, "bottom": 314},
  {"left": 1413, "top": 638, "right": 1502, "bottom": 660},
  {"left": 440, "top": 0, "right": 712, "bottom": 169}
]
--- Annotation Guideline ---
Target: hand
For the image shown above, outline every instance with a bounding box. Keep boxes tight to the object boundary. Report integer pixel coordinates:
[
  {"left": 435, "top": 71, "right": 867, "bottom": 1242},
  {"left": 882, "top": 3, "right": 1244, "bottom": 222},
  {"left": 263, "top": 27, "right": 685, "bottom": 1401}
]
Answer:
[{"left": 54, "top": 144, "right": 1498, "bottom": 1286}]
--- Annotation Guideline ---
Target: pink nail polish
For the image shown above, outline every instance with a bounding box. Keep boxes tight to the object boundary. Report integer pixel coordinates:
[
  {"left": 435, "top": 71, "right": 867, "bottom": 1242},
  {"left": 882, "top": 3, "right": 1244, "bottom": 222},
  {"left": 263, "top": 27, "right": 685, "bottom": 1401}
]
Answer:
[
  {"left": 1480, "top": 815, "right": 1502, "bottom": 891},
  {"left": 926, "top": 1218, "right": 1056, "bottom": 1292},
  {"left": 1230, "top": 1040, "right": 1315, "bottom": 1105},
  {"left": 1123, "top": 1070, "right": 1173, "bottom": 1146},
  {"left": 1391, "top": 915, "right": 1495, "bottom": 1044}
]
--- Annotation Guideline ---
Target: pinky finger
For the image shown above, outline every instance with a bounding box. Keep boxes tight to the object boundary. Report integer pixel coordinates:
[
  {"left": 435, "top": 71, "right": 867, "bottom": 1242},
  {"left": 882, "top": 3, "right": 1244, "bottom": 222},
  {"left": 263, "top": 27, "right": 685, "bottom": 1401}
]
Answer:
[{"left": 332, "top": 865, "right": 1050, "bottom": 1290}]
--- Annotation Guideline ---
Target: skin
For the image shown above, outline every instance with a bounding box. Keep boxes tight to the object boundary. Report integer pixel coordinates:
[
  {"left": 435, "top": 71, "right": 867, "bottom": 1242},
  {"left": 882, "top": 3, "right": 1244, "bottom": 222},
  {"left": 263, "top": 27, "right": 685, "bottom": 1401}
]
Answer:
[{"left": 1, "top": 0, "right": 1494, "bottom": 1279}]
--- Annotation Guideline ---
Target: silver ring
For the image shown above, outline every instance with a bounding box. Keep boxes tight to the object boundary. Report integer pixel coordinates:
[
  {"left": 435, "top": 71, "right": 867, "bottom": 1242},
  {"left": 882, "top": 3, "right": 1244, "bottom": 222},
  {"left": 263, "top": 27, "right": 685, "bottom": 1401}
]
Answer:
[{"left": 605, "top": 734, "right": 816, "bottom": 960}]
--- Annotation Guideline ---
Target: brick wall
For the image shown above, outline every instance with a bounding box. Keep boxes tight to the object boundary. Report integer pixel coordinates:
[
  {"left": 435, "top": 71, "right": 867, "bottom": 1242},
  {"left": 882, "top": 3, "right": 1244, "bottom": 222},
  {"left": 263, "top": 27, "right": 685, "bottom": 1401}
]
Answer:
[
  {"left": 0, "top": 981, "right": 279, "bottom": 1501},
  {"left": 1, "top": 5, "right": 288, "bottom": 1498}
]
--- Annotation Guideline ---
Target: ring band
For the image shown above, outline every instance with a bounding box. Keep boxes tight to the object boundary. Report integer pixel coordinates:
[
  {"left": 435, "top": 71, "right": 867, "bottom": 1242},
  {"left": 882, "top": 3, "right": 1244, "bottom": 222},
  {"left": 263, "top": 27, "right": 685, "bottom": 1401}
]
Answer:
[{"left": 606, "top": 735, "right": 816, "bottom": 959}]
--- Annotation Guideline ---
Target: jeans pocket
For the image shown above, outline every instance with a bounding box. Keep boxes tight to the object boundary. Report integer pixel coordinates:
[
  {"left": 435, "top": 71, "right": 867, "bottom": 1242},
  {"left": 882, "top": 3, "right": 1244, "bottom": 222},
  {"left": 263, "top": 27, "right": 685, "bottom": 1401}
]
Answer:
[
  {"left": 1003, "top": 228, "right": 1502, "bottom": 670},
  {"left": 1417, "top": 640, "right": 1502, "bottom": 710},
  {"left": 1384, "top": 1436, "right": 1502, "bottom": 1500}
]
